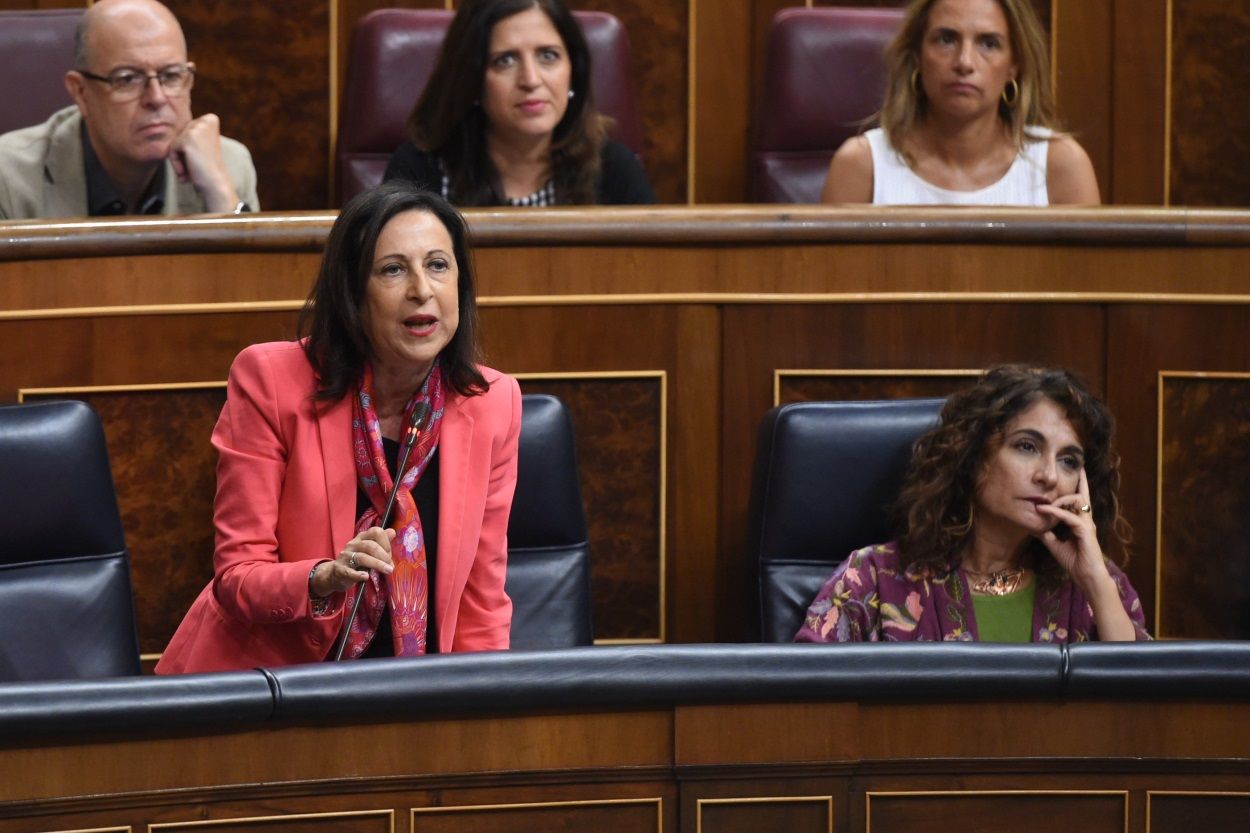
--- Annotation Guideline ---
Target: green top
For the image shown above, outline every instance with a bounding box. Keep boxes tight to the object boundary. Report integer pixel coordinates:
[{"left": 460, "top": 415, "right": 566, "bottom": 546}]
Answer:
[{"left": 971, "top": 582, "right": 1037, "bottom": 643}]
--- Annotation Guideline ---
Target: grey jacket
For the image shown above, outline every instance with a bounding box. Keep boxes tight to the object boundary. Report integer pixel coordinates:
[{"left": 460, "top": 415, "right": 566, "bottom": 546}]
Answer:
[{"left": 0, "top": 106, "right": 259, "bottom": 220}]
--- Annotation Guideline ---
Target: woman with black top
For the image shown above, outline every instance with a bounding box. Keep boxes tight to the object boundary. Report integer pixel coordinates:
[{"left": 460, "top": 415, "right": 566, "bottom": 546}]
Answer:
[{"left": 385, "top": 0, "right": 655, "bottom": 206}]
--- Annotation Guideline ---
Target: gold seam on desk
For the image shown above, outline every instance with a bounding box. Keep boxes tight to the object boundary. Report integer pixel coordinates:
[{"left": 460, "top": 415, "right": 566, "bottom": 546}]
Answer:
[{"left": 6, "top": 291, "right": 1250, "bottom": 321}]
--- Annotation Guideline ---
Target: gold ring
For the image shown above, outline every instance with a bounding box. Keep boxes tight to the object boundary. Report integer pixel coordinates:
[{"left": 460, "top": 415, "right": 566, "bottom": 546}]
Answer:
[
  {"left": 348, "top": 553, "right": 357, "bottom": 570},
  {"left": 1079, "top": 503, "right": 1092, "bottom": 513}
]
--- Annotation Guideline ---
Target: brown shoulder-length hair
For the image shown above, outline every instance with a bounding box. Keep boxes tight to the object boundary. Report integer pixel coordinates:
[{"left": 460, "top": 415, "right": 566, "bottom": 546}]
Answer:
[
  {"left": 880, "top": 0, "right": 1059, "bottom": 156},
  {"left": 298, "top": 182, "right": 488, "bottom": 401},
  {"left": 896, "top": 365, "right": 1131, "bottom": 582},
  {"left": 406, "top": 0, "right": 608, "bottom": 206}
]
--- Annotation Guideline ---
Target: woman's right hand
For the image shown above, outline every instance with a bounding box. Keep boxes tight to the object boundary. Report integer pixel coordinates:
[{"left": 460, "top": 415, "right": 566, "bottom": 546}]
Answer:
[{"left": 310, "top": 527, "right": 396, "bottom": 597}]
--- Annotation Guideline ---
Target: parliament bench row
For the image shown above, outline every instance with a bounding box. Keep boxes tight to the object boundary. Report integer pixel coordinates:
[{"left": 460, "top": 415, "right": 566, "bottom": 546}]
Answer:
[{"left": 3, "top": 641, "right": 1249, "bottom": 741}]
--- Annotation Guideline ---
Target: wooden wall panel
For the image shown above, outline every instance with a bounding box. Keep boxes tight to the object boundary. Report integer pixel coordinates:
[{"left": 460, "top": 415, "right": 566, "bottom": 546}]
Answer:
[
  {"left": 1157, "top": 375, "right": 1250, "bottom": 638},
  {"left": 865, "top": 792, "right": 1126, "bottom": 833},
  {"left": 412, "top": 799, "right": 661, "bottom": 833},
  {"left": 695, "top": 796, "right": 833, "bottom": 833},
  {"left": 0, "top": 0, "right": 84, "bottom": 9},
  {"left": 1169, "top": 1, "right": 1250, "bottom": 206},
  {"left": 165, "top": 0, "right": 332, "bottom": 211},
  {"left": 153, "top": 810, "right": 393, "bottom": 833},
  {"left": 580, "top": 0, "right": 688, "bottom": 203},
  {"left": 1106, "top": 305, "right": 1250, "bottom": 637},
  {"left": 691, "top": 0, "right": 751, "bottom": 203},
  {"left": 1113, "top": 0, "right": 1168, "bottom": 204},
  {"left": 1147, "top": 793, "right": 1250, "bottom": 833},
  {"left": 777, "top": 370, "right": 977, "bottom": 407},
  {"left": 517, "top": 377, "right": 664, "bottom": 641},
  {"left": 1054, "top": 0, "right": 1112, "bottom": 201}
]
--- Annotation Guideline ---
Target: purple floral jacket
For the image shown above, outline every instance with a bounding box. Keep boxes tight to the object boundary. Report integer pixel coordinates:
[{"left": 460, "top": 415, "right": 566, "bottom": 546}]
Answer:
[{"left": 794, "top": 541, "right": 1151, "bottom": 643}]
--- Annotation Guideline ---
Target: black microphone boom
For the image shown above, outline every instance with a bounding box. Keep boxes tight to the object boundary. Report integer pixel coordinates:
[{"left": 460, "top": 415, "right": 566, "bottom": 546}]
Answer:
[{"left": 332, "top": 401, "right": 432, "bottom": 661}]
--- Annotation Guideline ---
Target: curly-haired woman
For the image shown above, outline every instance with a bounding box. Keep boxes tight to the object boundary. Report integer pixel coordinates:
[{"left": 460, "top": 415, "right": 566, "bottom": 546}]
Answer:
[{"left": 796, "top": 365, "right": 1149, "bottom": 643}]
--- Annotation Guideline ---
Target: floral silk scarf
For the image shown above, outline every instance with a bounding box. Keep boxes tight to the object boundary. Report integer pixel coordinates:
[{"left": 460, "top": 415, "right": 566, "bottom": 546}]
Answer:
[{"left": 341, "top": 361, "right": 445, "bottom": 658}]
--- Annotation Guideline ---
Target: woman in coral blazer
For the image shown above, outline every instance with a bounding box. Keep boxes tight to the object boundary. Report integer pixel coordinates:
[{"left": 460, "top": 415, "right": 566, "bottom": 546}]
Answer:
[{"left": 157, "top": 184, "right": 519, "bottom": 673}]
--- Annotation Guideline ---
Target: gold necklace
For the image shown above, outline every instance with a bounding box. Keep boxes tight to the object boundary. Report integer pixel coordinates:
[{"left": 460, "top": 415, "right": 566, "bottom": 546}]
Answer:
[{"left": 963, "top": 567, "right": 1026, "bottom": 596}]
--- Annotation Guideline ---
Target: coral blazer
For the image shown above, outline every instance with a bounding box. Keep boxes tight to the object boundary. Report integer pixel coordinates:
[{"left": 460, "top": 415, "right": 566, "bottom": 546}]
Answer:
[{"left": 156, "top": 341, "right": 519, "bottom": 674}]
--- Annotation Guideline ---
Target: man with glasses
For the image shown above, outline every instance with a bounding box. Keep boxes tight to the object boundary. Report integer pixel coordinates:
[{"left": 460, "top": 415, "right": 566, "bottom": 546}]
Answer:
[{"left": 0, "top": 0, "right": 258, "bottom": 219}]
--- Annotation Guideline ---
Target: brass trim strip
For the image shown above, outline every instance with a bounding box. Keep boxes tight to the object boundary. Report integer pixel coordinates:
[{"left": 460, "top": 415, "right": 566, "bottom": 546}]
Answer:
[
  {"left": 696, "top": 796, "right": 833, "bottom": 833},
  {"left": 413, "top": 797, "right": 662, "bottom": 832},
  {"left": 514, "top": 370, "right": 668, "bottom": 642},
  {"left": 43, "top": 828, "right": 130, "bottom": 833},
  {"left": 18, "top": 380, "right": 226, "bottom": 401},
  {"left": 150, "top": 809, "right": 394, "bottom": 831},
  {"left": 1154, "top": 370, "right": 1250, "bottom": 636},
  {"left": 8, "top": 291, "right": 1250, "bottom": 323},
  {"left": 772, "top": 367, "right": 980, "bottom": 408}
]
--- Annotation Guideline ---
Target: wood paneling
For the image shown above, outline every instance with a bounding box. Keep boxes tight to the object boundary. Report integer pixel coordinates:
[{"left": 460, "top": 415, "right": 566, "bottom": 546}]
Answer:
[
  {"left": 1147, "top": 793, "right": 1250, "bottom": 833},
  {"left": 6, "top": 698, "right": 1250, "bottom": 832},
  {"left": 865, "top": 792, "right": 1125, "bottom": 833},
  {"left": 1169, "top": 1, "right": 1250, "bottom": 206},
  {"left": 579, "top": 0, "right": 688, "bottom": 203},
  {"left": 1157, "top": 375, "right": 1250, "bottom": 638},
  {"left": 1113, "top": 0, "right": 1168, "bottom": 204},
  {"left": 152, "top": 811, "right": 393, "bottom": 833},
  {"left": 1054, "top": 0, "right": 1113, "bottom": 200},
  {"left": 696, "top": 796, "right": 832, "bottom": 833},
  {"left": 691, "top": 0, "right": 752, "bottom": 203},
  {"left": 412, "top": 799, "right": 661, "bottom": 833},
  {"left": 164, "top": 0, "right": 332, "bottom": 212},
  {"left": 777, "top": 371, "right": 977, "bottom": 407},
  {"left": 517, "top": 377, "right": 664, "bottom": 640},
  {"left": 1105, "top": 305, "right": 1250, "bottom": 636}
]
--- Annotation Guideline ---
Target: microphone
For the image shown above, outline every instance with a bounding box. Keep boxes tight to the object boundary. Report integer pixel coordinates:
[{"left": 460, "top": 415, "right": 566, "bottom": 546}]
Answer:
[{"left": 332, "top": 400, "right": 432, "bottom": 661}]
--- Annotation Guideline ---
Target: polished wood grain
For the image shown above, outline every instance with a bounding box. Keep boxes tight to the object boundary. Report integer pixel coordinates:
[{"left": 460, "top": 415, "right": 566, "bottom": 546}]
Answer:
[
  {"left": 578, "top": 0, "right": 688, "bottom": 204},
  {"left": 1112, "top": 0, "right": 1168, "bottom": 204},
  {"left": 4, "top": 699, "right": 1250, "bottom": 833},
  {"left": 517, "top": 377, "right": 664, "bottom": 640},
  {"left": 866, "top": 792, "right": 1125, "bottom": 833},
  {"left": 1157, "top": 375, "right": 1250, "bottom": 638},
  {"left": 1169, "top": 1, "right": 1250, "bottom": 206},
  {"left": 1054, "top": 0, "right": 1113, "bottom": 200},
  {"left": 691, "top": 0, "right": 752, "bottom": 203}
]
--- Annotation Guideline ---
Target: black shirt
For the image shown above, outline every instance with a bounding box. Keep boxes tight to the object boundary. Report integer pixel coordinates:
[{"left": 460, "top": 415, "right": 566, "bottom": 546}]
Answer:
[
  {"left": 82, "top": 123, "right": 166, "bottom": 216},
  {"left": 383, "top": 138, "right": 656, "bottom": 206},
  {"left": 356, "top": 439, "right": 440, "bottom": 657}
]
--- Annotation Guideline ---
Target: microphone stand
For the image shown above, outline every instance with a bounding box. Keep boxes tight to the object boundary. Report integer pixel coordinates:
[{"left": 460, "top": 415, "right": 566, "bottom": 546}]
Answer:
[{"left": 332, "top": 401, "right": 431, "bottom": 661}]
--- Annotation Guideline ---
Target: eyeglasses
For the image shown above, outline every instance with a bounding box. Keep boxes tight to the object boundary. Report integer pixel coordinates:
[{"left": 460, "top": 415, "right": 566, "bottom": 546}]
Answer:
[{"left": 77, "top": 63, "right": 196, "bottom": 100}]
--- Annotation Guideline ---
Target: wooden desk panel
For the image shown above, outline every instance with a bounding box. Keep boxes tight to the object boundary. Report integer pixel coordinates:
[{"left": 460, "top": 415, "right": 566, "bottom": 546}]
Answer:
[{"left": 2, "top": 700, "right": 1249, "bottom": 833}]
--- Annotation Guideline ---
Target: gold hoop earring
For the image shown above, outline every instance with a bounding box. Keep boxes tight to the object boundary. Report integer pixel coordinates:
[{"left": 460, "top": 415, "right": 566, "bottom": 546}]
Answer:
[
  {"left": 1001, "top": 78, "right": 1020, "bottom": 107},
  {"left": 911, "top": 68, "right": 923, "bottom": 96}
]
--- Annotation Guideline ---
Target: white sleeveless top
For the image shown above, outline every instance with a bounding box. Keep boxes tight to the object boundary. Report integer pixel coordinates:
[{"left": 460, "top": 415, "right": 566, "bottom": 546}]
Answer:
[{"left": 866, "top": 127, "right": 1050, "bottom": 206}]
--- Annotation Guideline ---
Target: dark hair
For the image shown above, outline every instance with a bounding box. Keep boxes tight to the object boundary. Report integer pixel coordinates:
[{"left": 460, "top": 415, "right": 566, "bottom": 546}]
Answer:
[
  {"left": 298, "top": 182, "right": 488, "bottom": 401},
  {"left": 406, "top": 0, "right": 607, "bottom": 205},
  {"left": 897, "top": 365, "right": 1130, "bottom": 582}
]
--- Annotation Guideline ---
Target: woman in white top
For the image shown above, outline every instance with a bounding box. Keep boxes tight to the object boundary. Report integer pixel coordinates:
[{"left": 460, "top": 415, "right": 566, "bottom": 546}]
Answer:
[{"left": 821, "top": 0, "right": 1100, "bottom": 206}]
